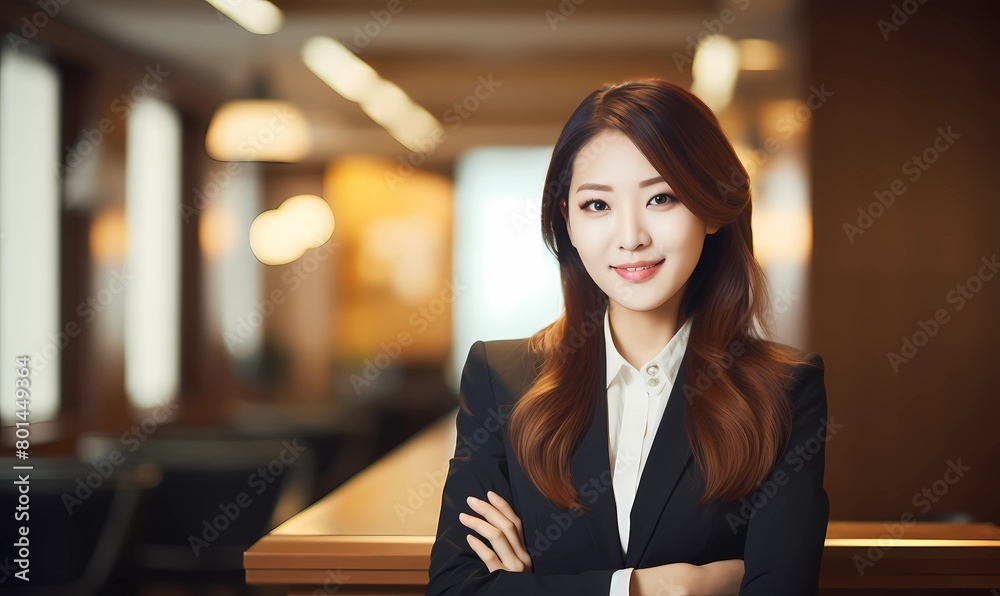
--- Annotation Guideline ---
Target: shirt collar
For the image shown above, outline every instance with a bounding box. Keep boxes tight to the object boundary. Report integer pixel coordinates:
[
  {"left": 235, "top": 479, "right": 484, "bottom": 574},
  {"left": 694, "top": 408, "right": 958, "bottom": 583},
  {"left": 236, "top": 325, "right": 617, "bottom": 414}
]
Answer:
[{"left": 604, "top": 308, "right": 693, "bottom": 392}]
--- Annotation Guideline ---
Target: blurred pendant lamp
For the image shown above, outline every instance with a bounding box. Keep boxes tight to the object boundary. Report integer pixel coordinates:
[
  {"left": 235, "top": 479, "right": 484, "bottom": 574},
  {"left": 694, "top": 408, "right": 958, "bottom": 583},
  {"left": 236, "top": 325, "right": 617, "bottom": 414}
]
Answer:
[{"left": 206, "top": 74, "right": 311, "bottom": 162}]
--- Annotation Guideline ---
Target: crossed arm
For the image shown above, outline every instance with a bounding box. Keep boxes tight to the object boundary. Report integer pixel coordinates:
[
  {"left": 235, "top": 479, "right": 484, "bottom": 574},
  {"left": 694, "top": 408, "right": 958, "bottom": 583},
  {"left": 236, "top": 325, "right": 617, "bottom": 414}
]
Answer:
[
  {"left": 427, "top": 342, "right": 827, "bottom": 595},
  {"left": 459, "top": 489, "right": 744, "bottom": 595}
]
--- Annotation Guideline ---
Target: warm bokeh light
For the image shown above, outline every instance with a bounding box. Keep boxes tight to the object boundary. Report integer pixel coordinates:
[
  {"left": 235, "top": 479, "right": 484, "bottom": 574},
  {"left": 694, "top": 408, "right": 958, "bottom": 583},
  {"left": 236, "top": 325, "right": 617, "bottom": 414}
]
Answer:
[
  {"left": 302, "top": 36, "right": 443, "bottom": 153},
  {"left": 199, "top": 203, "right": 237, "bottom": 260},
  {"left": 751, "top": 156, "right": 813, "bottom": 266},
  {"left": 301, "top": 36, "right": 380, "bottom": 102},
  {"left": 360, "top": 79, "right": 411, "bottom": 125},
  {"left": 206, "top": 99, "right": 311, "bottom": 162},
  {"left": 327, "top": 157, "right": 449, "bottom": 303},
  {"left": 692, "top": 35, "right": 740, "bottom": 112},
  {"left": 204, "top": 0, "right": 283, "bottom": 34},
  {"left": 249, "top": 194, "right": 335, "bottom": 265},
  {"left": 358, "top": 218, "right": 442, "bottom": 302},
  {"left": 737, "top": 38, "right": 784, "bottom": 71},
  {"left": 325, "top": 155, "right": 453, "bottom": 361},
  {"left": 758, "top": 99, "right": 811, "bottom": 138},
  {"left": 90, "top": 209, "right": 128, "bottom": 263},
  {"left": 752, "top": 208, "right": 813, "bottom": 264}
]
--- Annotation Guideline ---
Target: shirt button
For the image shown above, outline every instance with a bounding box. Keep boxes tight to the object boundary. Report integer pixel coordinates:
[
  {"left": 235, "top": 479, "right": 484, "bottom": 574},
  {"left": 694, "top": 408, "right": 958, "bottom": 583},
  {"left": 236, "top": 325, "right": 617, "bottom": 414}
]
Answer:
[
  {"left": 647, "top": 377, "right": 659, "bottom": 387},
  {"left": 645, "top": 363, "right": 659, "bottom": 375}
]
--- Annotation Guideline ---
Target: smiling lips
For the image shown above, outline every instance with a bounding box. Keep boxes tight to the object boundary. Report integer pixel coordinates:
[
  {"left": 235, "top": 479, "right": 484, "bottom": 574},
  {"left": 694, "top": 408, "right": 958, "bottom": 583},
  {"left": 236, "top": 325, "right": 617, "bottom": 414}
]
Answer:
[{"left": 611, "top": 258, "right": 665, "bottom": 282}]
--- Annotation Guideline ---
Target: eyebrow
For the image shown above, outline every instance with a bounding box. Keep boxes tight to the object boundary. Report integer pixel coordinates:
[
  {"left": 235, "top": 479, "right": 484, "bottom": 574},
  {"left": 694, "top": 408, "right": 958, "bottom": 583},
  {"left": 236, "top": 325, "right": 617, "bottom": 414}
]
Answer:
[{"left": 575, "top": 176, "right": 666, "bottom": 192}]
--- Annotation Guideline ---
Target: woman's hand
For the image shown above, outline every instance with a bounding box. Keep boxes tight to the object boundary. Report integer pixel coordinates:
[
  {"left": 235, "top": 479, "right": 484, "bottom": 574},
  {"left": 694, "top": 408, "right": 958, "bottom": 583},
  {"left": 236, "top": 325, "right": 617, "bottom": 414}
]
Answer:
[
  {"left": 459, "top": 490, "right": 533, "bottom": 573},
  {"left": 631, "top": 559, "right": 744, "bottom": 596}
]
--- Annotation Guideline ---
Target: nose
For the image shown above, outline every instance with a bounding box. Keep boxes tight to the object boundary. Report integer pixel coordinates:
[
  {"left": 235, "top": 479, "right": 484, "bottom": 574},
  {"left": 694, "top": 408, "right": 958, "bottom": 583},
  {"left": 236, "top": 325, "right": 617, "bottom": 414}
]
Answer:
[{"left": 618, "top": 204, "right": 651, "bottom": 251}]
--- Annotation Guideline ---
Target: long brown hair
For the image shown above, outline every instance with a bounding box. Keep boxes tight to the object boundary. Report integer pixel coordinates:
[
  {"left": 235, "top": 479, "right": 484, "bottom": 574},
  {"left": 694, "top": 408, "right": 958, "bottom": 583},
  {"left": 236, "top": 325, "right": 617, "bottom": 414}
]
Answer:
[{"left": 508, "top": 78, "right": 817, "bottom": 513}]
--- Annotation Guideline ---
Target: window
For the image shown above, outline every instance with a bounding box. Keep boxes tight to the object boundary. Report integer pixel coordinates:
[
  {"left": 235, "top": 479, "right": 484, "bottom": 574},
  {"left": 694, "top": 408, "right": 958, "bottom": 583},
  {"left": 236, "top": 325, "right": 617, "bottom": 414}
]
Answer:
[
  {"left": 123, "top": 97, "right": 182, "bottom": 410},
  {"left": 0, "top": 48, "right": 61, "bottom": 425}
]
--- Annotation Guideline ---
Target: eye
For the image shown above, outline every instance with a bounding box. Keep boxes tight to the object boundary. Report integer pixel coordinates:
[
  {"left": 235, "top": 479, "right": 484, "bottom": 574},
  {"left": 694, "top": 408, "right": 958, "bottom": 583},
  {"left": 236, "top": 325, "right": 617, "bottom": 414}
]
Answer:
[
  {"left": 580, "top": 198, "right": 608, "bottom": 211},
  {"left": 650, "top": 193, "right": 677, "bottom": 206}
]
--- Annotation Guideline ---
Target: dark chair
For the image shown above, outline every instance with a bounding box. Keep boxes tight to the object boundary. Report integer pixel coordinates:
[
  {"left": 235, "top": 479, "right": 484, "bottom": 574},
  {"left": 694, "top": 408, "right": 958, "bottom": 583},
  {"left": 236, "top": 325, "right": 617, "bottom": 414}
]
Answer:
[
  {"left": 77, "top": 429, "right": 313, "bottom": 592},
  {"left": 0, "top": 457, "right": 160, "bottom": 595}
]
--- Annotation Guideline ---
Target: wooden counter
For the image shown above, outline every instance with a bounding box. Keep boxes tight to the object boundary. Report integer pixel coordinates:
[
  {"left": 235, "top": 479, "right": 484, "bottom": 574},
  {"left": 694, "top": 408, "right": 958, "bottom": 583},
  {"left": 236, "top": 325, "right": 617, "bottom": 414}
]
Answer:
[{"left": 244, "top": 409, "right": 1000, "bottom": 594}]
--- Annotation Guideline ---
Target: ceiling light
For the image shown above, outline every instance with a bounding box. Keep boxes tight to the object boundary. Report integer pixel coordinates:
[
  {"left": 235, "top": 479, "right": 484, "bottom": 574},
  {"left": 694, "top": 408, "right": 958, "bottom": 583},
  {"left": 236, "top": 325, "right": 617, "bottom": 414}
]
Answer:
[
  {"left": 206, "top": 98, "right": 311, "bottom": 162},
  {"left": 302, "top": 36, "right": 443, "bottom": 153},
  {"left": 302, "top": 36, "right": 381, "bottom": 102},
  {"left": 205, "top": 0, "right": 283, "bottom": 34},
  {"left": 249, "top": 195, "right": 335, "bottom": 265}
]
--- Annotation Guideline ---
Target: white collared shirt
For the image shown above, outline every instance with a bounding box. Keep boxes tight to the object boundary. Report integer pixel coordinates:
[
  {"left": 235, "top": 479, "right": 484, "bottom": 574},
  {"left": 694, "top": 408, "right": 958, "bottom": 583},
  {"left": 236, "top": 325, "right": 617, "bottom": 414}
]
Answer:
[{"left": 605, "top": 308, "right": 694, "bottom": 596}]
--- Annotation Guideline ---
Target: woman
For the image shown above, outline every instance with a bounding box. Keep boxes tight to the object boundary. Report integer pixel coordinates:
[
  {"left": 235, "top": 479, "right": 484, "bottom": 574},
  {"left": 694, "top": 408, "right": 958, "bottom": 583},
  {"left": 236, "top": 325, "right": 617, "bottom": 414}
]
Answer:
[{"left": 427, "top": 78, "right": 829, "bottom": 595}]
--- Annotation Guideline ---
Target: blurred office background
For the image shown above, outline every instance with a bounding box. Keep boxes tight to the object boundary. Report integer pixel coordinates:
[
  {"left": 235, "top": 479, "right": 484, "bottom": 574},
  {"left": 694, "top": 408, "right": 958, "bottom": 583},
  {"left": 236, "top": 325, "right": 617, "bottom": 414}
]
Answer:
[{"left": 0, "top": 0, "right": 996, "bottom": 594}]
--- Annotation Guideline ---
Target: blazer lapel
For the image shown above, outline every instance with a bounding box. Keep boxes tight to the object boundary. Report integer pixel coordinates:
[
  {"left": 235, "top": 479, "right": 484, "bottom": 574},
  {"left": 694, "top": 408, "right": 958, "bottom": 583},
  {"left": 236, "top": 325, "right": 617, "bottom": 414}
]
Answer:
[
  {"left": 624, "top": 347, "right": 694, "bottom": 568},
  {"left": 568, "top": 328, "right": 626, "bottom": 570},
  {"left": 563, "top": 327, "right": 695, "bottom": 570}
]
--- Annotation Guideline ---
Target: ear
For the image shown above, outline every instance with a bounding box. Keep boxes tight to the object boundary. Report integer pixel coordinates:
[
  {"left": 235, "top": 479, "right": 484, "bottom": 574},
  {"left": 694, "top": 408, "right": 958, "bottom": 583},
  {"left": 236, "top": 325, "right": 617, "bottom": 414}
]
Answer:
[
  {"left": 707, "top": 223, "right": 720, "bottom": 235},
  {"left": 561, "top": 199, "right": 575, "bottom": 245}
]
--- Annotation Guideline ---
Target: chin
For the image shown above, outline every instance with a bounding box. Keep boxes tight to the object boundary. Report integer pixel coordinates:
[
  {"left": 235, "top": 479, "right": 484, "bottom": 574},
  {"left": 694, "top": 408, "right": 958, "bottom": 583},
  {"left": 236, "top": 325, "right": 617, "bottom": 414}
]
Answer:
[
  {"left": 604, "top": 283, "right": 680, "bottom": 313},
  {"left": 615, "top": 298, "right": 678, "bottom": 313}
]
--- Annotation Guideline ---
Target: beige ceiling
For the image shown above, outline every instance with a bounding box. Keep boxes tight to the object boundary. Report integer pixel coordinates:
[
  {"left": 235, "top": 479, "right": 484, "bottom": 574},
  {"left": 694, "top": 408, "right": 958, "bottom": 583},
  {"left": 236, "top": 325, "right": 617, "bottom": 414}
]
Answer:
[{"left": 56, "top": 0, "right": 802, "bottom": 169}]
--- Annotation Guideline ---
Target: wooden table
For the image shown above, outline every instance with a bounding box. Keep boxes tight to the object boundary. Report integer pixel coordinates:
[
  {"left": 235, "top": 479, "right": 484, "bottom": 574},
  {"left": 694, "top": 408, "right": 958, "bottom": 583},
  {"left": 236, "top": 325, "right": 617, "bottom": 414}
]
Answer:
[{"left": 244, "top": 409, "right": 1000, "bottom": 594}]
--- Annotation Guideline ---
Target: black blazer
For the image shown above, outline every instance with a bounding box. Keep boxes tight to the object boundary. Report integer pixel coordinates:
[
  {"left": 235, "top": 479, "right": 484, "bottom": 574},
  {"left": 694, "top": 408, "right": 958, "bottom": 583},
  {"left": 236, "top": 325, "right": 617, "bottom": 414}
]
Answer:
[{"left": 427, "top": 333, "right": 829, "bottom": 595}]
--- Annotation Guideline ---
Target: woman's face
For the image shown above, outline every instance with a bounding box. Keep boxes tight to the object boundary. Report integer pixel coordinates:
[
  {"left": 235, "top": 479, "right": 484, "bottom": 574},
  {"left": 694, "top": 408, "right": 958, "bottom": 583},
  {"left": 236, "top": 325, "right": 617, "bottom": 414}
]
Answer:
[{"left": 563, "top": 129, "right": 719, "bottom": 315}]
